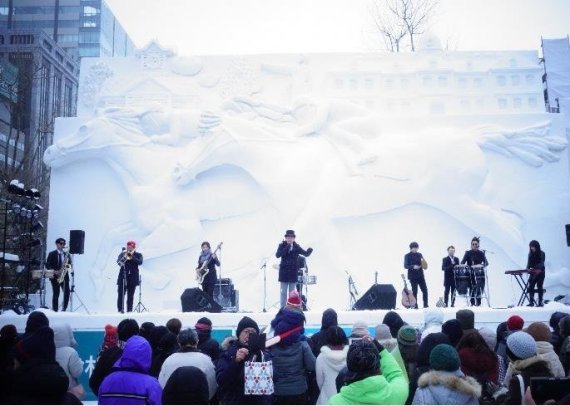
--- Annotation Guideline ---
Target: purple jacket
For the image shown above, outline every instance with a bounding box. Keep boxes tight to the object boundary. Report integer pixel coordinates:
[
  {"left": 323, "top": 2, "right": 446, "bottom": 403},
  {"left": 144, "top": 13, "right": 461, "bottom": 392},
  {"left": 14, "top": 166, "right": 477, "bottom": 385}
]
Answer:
[{"left": 98, "top": 336, "right": 162, "bottom": 405}]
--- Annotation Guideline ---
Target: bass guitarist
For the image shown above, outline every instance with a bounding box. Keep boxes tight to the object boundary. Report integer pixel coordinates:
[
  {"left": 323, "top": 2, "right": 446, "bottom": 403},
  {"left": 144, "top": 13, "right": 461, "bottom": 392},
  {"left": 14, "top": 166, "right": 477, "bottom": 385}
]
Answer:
[{"left": 197, "top": 241, "right": 220, "bottom": 300}]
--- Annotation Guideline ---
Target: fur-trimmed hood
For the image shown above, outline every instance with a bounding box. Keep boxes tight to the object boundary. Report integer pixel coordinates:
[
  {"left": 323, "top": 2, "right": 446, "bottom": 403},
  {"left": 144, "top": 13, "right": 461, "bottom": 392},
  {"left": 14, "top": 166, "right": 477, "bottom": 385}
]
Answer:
[
  {"left": 417, "top": 370, "right": 482, "bottom": 398},
  {"left": 509, "top": 354, "right": 552, "bottom": 375},
  {"left": 319, "top": 345, "right": 348, "bottom": 368}
]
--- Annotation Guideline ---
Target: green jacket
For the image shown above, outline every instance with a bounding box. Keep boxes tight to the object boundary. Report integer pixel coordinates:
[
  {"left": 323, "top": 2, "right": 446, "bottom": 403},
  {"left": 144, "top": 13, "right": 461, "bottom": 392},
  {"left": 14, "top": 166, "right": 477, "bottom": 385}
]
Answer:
[{"left": 329, "top": 349, "right": 409, "bottom": 405}]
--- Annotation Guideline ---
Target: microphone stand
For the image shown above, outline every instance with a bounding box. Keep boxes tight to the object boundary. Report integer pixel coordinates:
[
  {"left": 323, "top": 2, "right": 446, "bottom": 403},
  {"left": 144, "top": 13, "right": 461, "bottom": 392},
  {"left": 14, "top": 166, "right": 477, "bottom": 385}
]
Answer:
[
  {"left": 262, "top": 260, "right": 267, "bottom": 312},
  {"left": 216, "top": 246, "right": 224, "bottom": 305}
]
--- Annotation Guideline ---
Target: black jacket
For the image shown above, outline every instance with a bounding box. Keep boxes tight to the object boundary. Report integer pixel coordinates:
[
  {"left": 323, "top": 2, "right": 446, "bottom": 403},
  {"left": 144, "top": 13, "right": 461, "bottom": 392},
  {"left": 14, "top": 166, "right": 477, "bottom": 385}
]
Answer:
[
  {"left": 89, "top": 346, "right": 123, "bottom": 396},
  {"left": 46, "top": 249, "right": 72, "bottom": 281},
  {"left": 198, "top": 252, "right": 220, "bottom": 285},
  {"left": 441, "top": 256, "right": 459, "bottom": 285},
  {"left": 461, "top": 249, "right": 488, "bottom": 267},
  {"left": 308, "top": 308, "right": 338, "bottom": 357},
  {"left": 197, "top": 331, "right": 220, "bottom": 362},
  {"left": 116, "top": 251, "right": 143, "bottom": 285},
  {"left": 404, "top": 252, "right": 425, "bottom": 282},
  {"left": 275, "top": 242, "right": 312, "bottom": 283},
  {"left": 526, "top": 250, "right": 545, "bottom": 271}
]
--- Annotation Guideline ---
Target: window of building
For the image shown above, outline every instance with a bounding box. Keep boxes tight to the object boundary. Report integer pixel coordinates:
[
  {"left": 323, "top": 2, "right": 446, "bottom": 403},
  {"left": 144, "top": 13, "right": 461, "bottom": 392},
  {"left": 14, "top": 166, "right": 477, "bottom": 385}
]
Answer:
[
  {"left": 510, "top": 75, "right": 520, "bottom": 86},
  {"left": 497, "top": 98, "right": 507, "bottom": 109},
  {"left": 83, "top": 5, "right": 99, "bottom": 16},
  {"left": 53, "top": 72, "right": 62, "bottom": 118},
  {"left": 57, "top": 34, "right": 79, "bottom": 43},
  {"left": 349, "top": 78, "right": 358, "bottom": 90},
  {"left": 364, "top": 78, "right": 373, "bottom": 89},
  {"left": 438, "top": 76, "right": 448, "bottom": 87},
  {"left": 528, "top": 96, "right": 538, "bottom": 108},
  {"left": 496, "top": 75, "right": 506, "bottom": 86},
  {"left": 10, "top": 35, "right": 35, "bottom": 45},
  {"left": 55, "top": 52, "right": 64, "bottom": 63},
  {"left": 473, "top": 77, "right": 483, "bottom": 87},
  {"left": 458, "top": 77, "right": 467, "bottom": 88},
  {"left": 513, "top": 97, "right": 522, "bottom": 109},
  {"left": 80, "top": 31, "right": 100, "bottom": 43},
  {"left": 334, "top": 78, "right": 344, "bottom": 89},
  {"left": 43, "top": 39, "right": 52, "bottom": 50},
  {"left": 525, "top": 74, "right": 535, "bottom": 84},
  {"left": 63, "top": 81, "right": 73, "bottom": 117},
  {"left": 0, "top": 7, "right": 9, "bottom": 15}
]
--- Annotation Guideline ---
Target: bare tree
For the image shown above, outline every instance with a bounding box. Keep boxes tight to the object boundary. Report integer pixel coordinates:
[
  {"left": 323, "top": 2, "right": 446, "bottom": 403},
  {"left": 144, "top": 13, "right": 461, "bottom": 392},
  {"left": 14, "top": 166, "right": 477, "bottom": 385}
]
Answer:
[{"left": 370, "top": 0, "right": 439, "bottom": 52}]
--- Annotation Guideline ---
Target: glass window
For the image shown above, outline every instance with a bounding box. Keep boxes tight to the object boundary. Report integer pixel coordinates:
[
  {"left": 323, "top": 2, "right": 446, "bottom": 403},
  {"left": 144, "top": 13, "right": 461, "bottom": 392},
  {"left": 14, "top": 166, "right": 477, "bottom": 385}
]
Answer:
[
  {"left": 496, "top": 76, "right": 506, "bottom": 86},
  {"left": 497, "top": 98, "right": 507, "bottom": 109},
  {"left": 513, "top": 98, "right": 522, "bottom": 109},
  {"left": 511, "top": 75, "right": 520, "bottom": 86},
  {"left": 438, "top": 76, "right": 448, "bottom": 87},
  {"left": 473, "top": 78, "right": 483, "bottom": 87},
  {"left": 458, "top": 77, "right": 468, "bottom": 88},
  {"left": 528, "top": 97, "right": 537, "bottom": 108},
  {"left": 83, "top": 5, "right": 99, "bottom": 16},
  {"left": 0, "top": 7, "right": 9, "bottom": 15},
  {"left": 525, "top": 74, "right": 535, "bottom": 84},
  {"left": 334, "top": 78, "right": 343, "bottom": 89}
]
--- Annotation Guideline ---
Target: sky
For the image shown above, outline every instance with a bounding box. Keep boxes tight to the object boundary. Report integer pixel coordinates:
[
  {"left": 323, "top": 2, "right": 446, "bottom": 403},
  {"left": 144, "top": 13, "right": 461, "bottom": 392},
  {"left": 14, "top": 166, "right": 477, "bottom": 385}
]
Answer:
[{"left": 105, "top": 0, "right": 570, "bottom": 55}]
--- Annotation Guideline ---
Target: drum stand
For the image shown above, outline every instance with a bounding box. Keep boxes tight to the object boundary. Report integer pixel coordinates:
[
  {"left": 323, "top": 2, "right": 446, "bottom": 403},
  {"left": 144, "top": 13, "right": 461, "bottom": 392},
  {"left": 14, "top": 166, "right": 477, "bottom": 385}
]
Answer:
[
  {"left": 70, "top": 255, "right": 90, "bottom": 314},
  {"left": 134, "top": 275, "right": 148, "bottom": 312}
]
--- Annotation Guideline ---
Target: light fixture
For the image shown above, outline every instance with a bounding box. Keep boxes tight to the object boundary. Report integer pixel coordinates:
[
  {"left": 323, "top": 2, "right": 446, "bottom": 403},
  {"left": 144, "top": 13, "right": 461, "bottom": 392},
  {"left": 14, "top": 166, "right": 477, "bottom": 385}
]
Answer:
[{"left": 31, "top": 221, "right": 44, "bottom": 232}]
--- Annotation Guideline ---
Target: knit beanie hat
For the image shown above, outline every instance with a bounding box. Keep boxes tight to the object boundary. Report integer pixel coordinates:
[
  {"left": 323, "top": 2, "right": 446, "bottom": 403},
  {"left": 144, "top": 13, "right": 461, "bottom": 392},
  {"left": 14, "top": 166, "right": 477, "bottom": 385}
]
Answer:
[
  {"left": 178, "top": 328, "right": 199, "bottom": 346},
  {"left": 0, "top": 324, "right": 18, "bottom": 340},
  {"left": 15, "top": 326, "right": 56, "bottom": 362},
  {"left": 430, "top": 343, "right": 460, "bottom": 372},
  {"left": 195, "top": 317, "right": 213, "bottom": 331},
  {"left": 375, "top": 324, "right": 392, "bottom": 340},
  {"left": 507, "top": 315, "right": 524, "bottom": 331},
  {"left": 442, "top": 319, "right": 464, "bottom": 347},
  {"left": 456, "top": 309, "right": 475, "bottom": 331},
  {"left": 24, "top": 311, "right": 49, "bottom": 335},
  {"left": 117, "top": 319, "right": 140, "bottom": 342},
  {"left": 351, "top": 320, "right": 369, "bottom": 338},
  {"left": 398, "top": 325, "right": 418, "bottom": 346},
  {"left": 478, "top": 327, "right": 496, "bottom": 351},
  {"left": 236, "top": 316, "right": 259, "bottom": 338},
  {"left": 526, "top": 322, "right": 552, "bottom": 343},
  {"left": 506, "top": 331, "right": 537, "bottom": 360},
  {"left": 347, "top": 340, "right": 379, "bottom": 374},
  {"left": 102, "top": 324, "right": 118, "bottom": 350},
  {"left": 286, "top": 290, "right": 302, "bottom": 308}
]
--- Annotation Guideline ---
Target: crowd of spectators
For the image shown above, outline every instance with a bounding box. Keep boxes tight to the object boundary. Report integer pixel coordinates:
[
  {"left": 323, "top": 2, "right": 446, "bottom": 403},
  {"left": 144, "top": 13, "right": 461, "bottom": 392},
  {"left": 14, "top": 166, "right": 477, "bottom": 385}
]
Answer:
[{"left": 0, "top": 292, "right": 569, "bottom": 405}]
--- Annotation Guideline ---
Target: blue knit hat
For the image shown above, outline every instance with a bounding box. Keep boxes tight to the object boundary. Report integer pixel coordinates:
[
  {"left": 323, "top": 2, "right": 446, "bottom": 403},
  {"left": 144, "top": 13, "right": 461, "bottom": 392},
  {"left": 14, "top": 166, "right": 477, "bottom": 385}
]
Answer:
[
  {"left": 506, "top": 331, "right": 536, "bottom": 360},
  {"left": 430, "top": 343, "right": 460, "bottom": 372}
]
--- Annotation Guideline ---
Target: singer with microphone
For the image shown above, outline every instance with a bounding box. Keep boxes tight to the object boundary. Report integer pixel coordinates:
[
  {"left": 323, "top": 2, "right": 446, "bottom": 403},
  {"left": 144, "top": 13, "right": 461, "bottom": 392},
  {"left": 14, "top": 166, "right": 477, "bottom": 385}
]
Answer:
[
  {"left": 276, "top": 229, "right": 313, "bottom": 308},
  {"left": 116, "top": 240, "right": 143, "bottom": 313},
  {"left": 461, "top": 236, "right": 488, "bottom": 306}
]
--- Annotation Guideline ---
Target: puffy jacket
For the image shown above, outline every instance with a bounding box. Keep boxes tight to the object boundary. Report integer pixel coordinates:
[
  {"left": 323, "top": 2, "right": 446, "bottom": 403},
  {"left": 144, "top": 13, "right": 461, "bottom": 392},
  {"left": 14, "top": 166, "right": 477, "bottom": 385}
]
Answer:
[
  {"left": 412, "top": 369, "right": 481, "bottom": 405},
  {"left": 535, "top": 341, "right": 565, "bottom": 378},
  {"left": 197, "top": 331, "right": 220, "bottom": 362},
  {"left": 53, "top": 323, "right": 83, "bottom": 389},
  {"left": 270, "top": 340, "right": 316, "bottom": 396},
  {"left": 98, "top": 336, "right": 162, "bottom": 405},
  {"left": 158, "top": 349, "right": 217, "bottom": 399},
  {"left": 329, "top": 349, "right": 408, "bottom": 405},
  {"left": 315, "top": 345, "right": 347, "bottom": 405},
  {"left": 420, "top": 309, "right": 444, "bottom": 342},
  {"left": 504, "top": 356, "right": 553, "bottom": 405}
]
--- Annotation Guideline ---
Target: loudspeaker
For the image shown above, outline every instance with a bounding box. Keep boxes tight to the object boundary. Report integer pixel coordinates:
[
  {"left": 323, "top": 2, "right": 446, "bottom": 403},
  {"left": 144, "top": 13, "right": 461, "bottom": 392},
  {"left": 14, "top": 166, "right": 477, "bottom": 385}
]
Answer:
[
  {"left": 353, "top": 284, "right": 397, "bottom": 310},
  {"left": 180, "top": 288, "right": 222, "bottom": 313},
  {"left": 69, "top": 230, "right": 85, "bottom": 254},
  {"left": 566, "top": 224, "right": 570, "bottom": 247}
]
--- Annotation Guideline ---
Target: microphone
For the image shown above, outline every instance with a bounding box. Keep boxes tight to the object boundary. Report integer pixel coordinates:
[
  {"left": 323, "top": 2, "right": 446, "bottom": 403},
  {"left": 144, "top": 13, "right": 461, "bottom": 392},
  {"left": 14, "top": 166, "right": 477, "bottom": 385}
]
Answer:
[{"left": 482, "top": 249, "right": 495, "bottom": 254}]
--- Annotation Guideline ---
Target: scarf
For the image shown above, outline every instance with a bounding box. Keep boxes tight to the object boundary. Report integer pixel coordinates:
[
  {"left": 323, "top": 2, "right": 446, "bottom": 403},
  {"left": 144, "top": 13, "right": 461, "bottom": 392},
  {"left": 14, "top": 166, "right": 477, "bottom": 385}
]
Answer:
[{"left": 199, "top": 249, "right": 211, "bottom": 265}]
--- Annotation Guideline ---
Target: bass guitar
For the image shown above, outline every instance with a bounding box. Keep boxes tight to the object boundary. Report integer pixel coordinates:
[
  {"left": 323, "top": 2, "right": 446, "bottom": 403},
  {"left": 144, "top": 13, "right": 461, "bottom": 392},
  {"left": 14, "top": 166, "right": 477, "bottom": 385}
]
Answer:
[
  {"left": 195, "top": 242, "right": 223, "bottom": 283},
  {"left": 401, "top": 273, "right": 417, "bottom": 309}
]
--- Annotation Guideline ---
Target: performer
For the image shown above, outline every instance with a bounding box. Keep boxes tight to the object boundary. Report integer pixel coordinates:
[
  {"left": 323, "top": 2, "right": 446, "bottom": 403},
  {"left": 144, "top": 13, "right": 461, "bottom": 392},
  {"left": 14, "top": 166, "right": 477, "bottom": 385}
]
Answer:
[
  {"left": 275, "top": 229, "right": 313, "bottom": 308},
  {"left": 527, "top": 240, "right": 545, "bottom": 307},
  {"left": 441, "top": 245, "right": 459, "bottom": 307},
  {"left": 197, "top": 241, "right": 220, "bottom": 300},
  {"left": 116, "top": 240, "right": 143, "bottom": 313},
  {"left": 403, "top": 241, "right": 428, "bottom": 308},
  {"left": 46, "top": 237, "right": 71, "bottom": 312},
  {"left": 461, "top": 236, "right": 488, "bottom": 306}
]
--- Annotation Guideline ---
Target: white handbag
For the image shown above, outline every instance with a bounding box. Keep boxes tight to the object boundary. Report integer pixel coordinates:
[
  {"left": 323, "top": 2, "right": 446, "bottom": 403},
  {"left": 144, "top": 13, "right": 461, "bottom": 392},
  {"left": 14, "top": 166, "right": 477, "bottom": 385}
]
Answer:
[{"left": 244, "top": 352, "right": 274, "bottom": 395}]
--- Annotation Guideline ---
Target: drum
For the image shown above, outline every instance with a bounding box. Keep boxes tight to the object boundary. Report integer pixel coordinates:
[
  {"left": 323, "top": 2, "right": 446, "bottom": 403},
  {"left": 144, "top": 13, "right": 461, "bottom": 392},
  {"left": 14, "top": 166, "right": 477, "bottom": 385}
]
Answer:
[
  {"left": 454, "top": 265, "right": 471, "bottom": 295},
  {"left": 304, "top": 275, "right": 317, "bottom": 285},
  {"left": 472, "top": 266, "right": 486, "bottom": 281}
]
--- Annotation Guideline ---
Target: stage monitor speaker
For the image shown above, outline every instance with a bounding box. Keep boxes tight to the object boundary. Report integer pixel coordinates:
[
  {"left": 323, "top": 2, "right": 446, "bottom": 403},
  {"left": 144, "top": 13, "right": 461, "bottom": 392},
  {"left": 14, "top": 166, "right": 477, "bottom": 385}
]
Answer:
[
  {"left": 69, "top": 230, "right": 85, "bottom": 254},
  {"left": 566, "top": 224, "right": 570, "bottom": 247},
  {"left": 353, "top": 284, "right": 397, "bottom": 310},
  {"left": 180, "top": 288, "right": 222, "bottom": 313}
]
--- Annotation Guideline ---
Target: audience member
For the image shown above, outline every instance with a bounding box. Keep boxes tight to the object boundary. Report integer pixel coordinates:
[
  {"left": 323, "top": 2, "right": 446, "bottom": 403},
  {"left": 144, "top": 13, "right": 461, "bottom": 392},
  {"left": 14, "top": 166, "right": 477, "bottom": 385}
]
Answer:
[
  {"left": 526, "top": 321, "right": 565, "bottom": 377},
  {"left": 149, "top": 331, "right": 179, "bottom": 377},
  {"left": 24, "top": 310, "right": 49, "bottom": 335},
  {"left": 315, "top": 326, "right": 348, "bottom": 405},
  {"left": 558, "top": 314, "right": 570, "bottom": 375},
  {"left": 166, "top": 318, "right": 182, "bottom": 336},
  {"left": 412, "top": 343, "right": 481, "bottom": 405},
  {"left": 195, "top": 317, "right": 221, "bottom": 362},
  {"left": 457, "top": 331, "right": 499, "bottom": 386},
  {"left": 53, "top": 323, "right": 84, "bottom": 398},
  {"left": 478, "top": 326, "right": 507, "bottom": 385},
  {"left": 158, "top": 328, "right": 217, "bottom": 400},
  {"left": 456, "top": 309, "right": 476, "bottom": 335},
  {"left": 441, "top": 319, "right": 463, "bottom": 347},
  {"left": 409, "top": 332, "right": 451, "bottom": 403},
  {"left": 420, "top": 308, "right": 444, "bottom": 342},
  {"left": 98, "top": 335, "right": 162, "bottom": 404},
  {"left": 393, "top": 325, "right": 419, "bottom": 384},
  {"left": 162, "top": 366, "right": 209, "bottom": 405},
  {"left": 375, "top": 324, "right": 398, "bottom": 352},
  {"left": 383, "top": 311, "right": 407, "bottom": 339},
  {"left": 549, "top": 311, "right": 568, "bottom": 354},
  {"left": 506, "top": 315, "right": 524, "bottom": 332},
  {"left": 309, "top": 308, "right": 338, "bottom": 357},
  {"left": 99, "top": 324, "right": 118, "bottom": 354},
  {"left": 350, "top": 320, "right": 369, "bottom": 340},
  {"left": 139, "top": 321, "right": 155, "bottom": 343}
]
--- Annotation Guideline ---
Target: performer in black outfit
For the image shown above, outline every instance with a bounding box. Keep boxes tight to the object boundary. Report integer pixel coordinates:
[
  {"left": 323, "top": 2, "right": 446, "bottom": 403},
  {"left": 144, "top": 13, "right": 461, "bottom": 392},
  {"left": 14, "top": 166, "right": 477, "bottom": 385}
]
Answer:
[
  {"left": 461, "top": 236, "right": 488, "bottom": 306},
  {"left": 46, "top": 237, "right": 71, "bottom": 312},
  {"left": 403, "top": 241, "right": 428, "bottom": 308},
  {"left": 276, "top": 229, "right": 313, "bottom": 308},
  {"left": 527, "top": 240, "right": 546, "bottom": 307},
  {"left": 116, "top": 240, "right": 143, "bottom": 313},
  {"left": 441, "top": 245, "right": 459, "bottom": 307},
  {"left": 198, "top": 241, "right": 220, "bottom": 300}
]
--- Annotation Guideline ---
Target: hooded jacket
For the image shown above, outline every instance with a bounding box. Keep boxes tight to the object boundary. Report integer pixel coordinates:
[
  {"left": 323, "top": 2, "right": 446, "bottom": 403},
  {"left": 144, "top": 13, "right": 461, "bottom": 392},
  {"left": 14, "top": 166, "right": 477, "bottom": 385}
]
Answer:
[
  {"left": 197, "top": 329, "right": 221, "bottom": 361},
  {"left": 535, "top": 341, "right": 565, "bottom": 378},
  {"left": 383, "top": 311, "right": 406, "bottom": 339},
  {"left": 420, "top": 309, "right": 444, "bottom": 342},
  {"left": 309, "top": 308, "right": 338, "bottom": 357},
  {"left": 329, "top": 349, "right": 408, "bottom": 405},
  {"left": 315, "top": 345, "right": 348, "bottom": 405},
  {"left": 53, "top": 323, "right": 83, "bottom": 389},
  {"left": 269, "top": 340, "right": 316, "bottom": 396},
  {"left": 504, "top": 356, "right": 553, "bottom": 405},
  {"left": 412, "top": 369, "right": 481, "bottom": 405},
  {"left": 98, "top": 336, "right": 162, "bottom": 405}
]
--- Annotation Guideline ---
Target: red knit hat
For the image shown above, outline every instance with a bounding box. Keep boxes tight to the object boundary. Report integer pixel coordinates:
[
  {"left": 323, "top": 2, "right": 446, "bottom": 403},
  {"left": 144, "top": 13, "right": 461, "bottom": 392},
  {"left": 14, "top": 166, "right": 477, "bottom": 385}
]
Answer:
[
  {"left": 126, "top": 240, "right": 136, "bottom": 248},
  {"left": 286, "top": 290, "right": 302, "bottom": 308},
  {"left": 102, "top": 324, "right": 118, "bottom": 350},
  {"left": 507, "top": 315, "right": 524, "bottom": 331}
]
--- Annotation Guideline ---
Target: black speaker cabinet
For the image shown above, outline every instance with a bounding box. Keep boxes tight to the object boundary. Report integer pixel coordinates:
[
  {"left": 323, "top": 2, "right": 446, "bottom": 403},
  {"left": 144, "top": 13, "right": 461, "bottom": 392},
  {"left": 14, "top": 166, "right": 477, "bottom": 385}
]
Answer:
[
  {"left": 69, "top": 230, "right": 85, "bottom": 254},
  {"left": 566, "top": 224, "right": 570, "bottom": 247},
  {"left": 353, "top": 284, "right": 397, "bottom": 310},
  {"left": 180, "top": 288, "right": 222, "bottom": 313}
]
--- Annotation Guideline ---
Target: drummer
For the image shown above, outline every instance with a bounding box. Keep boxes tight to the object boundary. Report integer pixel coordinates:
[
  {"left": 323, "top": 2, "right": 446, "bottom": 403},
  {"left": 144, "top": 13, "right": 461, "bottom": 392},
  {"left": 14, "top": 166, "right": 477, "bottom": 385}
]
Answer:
[
  {"left": 461, "top": 237, "right": 489, "bottom": 306},
  {"left": 441, "top": 245, "right": 459, "bottom": 307}
]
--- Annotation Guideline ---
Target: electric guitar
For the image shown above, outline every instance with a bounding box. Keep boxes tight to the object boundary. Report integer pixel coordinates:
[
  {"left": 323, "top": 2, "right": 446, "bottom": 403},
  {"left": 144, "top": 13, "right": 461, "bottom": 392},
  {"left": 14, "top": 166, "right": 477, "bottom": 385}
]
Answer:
[
  {"left": 401, "top": 274, "right": 417, "bottom": 309},
  {"left": 195, "top": 242, "right": 223, "bottom": 283}
]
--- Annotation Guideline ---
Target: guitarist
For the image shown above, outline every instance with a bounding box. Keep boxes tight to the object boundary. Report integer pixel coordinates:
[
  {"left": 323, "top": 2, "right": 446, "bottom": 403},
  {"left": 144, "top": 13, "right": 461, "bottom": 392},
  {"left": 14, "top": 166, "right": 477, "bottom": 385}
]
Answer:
[
  {"left": 441, "top": 245, "right": 460, "bottom": 307},
  {"left": 403, "top": 241, "right": 428, "bottom": 309},
  {"left": 46, "top": 237, "right": 71, "bottom": 312},
  {"left": 198, "top": 241, "right": 220, "bottom": 300}
]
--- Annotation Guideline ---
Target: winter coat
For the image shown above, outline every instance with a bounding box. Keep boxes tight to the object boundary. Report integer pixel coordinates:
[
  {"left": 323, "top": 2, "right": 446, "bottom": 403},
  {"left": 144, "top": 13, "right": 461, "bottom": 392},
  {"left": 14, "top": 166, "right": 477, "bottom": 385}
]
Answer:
[
  {"left": 315, "top": 345, "right": 348, "bottom": 405},
  {"left": 458, "top": 346, "right": 499, "bottom": 384},
  {"left": 504, "top": 353, "right": 553, "bottom": 387},
  {"left": 410, "top": 332, "right": 451, "bottom": 403},
  {"left": 329, "top": 349, "right": 408, "bottom": 405},
  {"left": 404, "top": 252, "right": 426, "bottom": 282},
  {"left": 559, "top": 336, "right": 570, "bottom": 376},
  {"left": 275, "top": 241, "right": 312, "bottom": 283},
  {"left": 216, "top": 341, "right": 272, "bottom": 405},
  {"left": 549, "top": 311, "right": 568, "bottom": 354},
  {"left": 89, "top": 345, "right": 123, "bottom": 395},
  {"left": 161, "top": 366, "right": 209, "bottom": 405},
  {"left": 309, "top": 308, "right": 338, "bottom": 357},
  {"left": 158, "top": 349, "right": 217, "bottom": 400},
  {"left": 53, "top": 323, "right": 83, "bottom": 389},
  {"left": 412, "top": 369, "right": 481, "bottom": 405},
  {"left": 442, "top": 255, "right": 459, "bottom": 286},
  {"left": 504, "top": 356, "right": 553, "bottom": 405},
  {"left": 383, "top": 311, "right": 406, "bottom": 339},
  {"left": 116, "top": 251, "right": 143, "bottom": 286},
  {"left": 421, "top": 309, "right": 444, "bottom": 342},
  {"left": 535, "top": 341, "right": 565, "bottom": 378},
  {"left": 197, "top": 330, "right": 221, "bottom": 362},
  {"left": 149, "top": 332, "right": 178, "bottom": 377},
  {"left": 98, "top": 336, "right": 162, "bottom": 405},
  {"left": 269, "top": 340, "right": 316, "bottom": 396}
]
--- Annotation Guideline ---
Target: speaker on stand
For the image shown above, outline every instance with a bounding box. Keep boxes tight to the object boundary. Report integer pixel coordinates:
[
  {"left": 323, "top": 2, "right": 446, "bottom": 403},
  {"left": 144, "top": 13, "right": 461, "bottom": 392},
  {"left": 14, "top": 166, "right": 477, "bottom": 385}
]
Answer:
[{"left": 67, "top": 230, "right": 89, "bottom": 313}]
